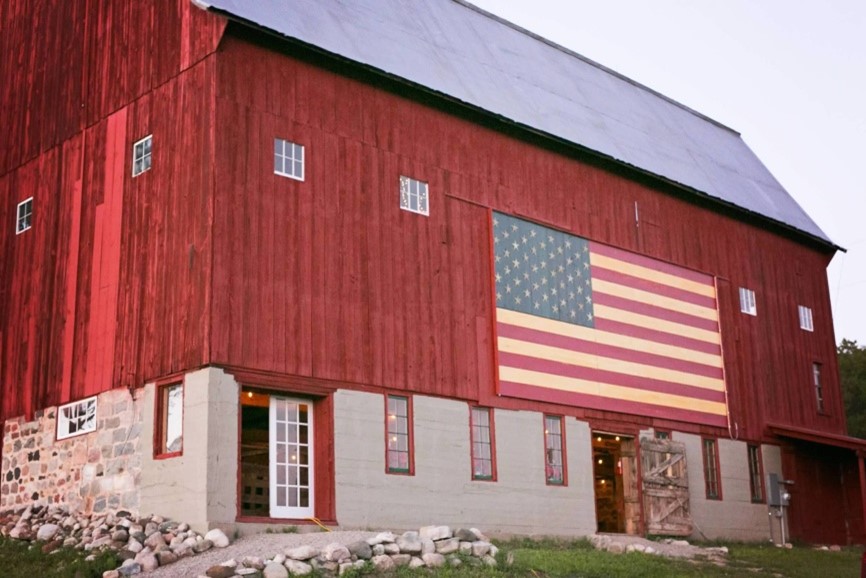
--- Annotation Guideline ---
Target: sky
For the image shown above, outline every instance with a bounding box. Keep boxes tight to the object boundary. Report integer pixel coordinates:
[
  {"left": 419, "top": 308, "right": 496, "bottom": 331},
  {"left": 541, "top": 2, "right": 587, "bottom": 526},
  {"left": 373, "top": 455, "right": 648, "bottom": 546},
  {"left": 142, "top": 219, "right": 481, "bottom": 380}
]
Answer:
[{"left": 471, "top": 0, "right": 866, "bottom": 345}]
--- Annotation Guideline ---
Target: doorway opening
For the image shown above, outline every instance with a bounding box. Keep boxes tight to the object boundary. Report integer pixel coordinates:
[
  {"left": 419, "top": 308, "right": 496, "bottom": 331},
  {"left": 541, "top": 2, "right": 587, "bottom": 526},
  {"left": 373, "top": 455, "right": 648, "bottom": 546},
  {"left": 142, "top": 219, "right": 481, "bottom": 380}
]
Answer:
[
  {"left": 592, "top": 432, "right": 640, "bottom": 534},
  {"left": 240, "top": 389, "right": 314, "bottom": 519}
]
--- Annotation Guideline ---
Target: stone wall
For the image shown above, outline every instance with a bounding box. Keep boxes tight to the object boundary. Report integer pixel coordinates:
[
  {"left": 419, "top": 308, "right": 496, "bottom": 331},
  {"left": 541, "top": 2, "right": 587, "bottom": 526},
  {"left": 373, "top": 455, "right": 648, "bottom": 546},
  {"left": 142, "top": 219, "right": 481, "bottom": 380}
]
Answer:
[{"left": 1, "top": 388, "right": 142, "bottom": 515}]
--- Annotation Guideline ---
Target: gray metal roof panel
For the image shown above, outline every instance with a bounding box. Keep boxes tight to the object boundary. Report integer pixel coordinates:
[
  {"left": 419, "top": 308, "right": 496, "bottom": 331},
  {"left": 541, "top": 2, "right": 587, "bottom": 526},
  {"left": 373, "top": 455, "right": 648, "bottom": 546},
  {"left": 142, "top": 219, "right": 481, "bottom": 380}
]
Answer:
[{"left": 196, "top": 0, "right": 832, "bottom": 245}]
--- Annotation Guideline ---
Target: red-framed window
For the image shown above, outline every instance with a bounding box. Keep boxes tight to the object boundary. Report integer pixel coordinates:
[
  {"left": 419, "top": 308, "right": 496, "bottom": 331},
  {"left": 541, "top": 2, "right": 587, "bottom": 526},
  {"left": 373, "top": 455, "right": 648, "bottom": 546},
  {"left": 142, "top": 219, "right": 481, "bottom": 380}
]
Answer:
[
  {"left": 385, "top": 395, "right": 413, "bottom": 475},
  {"left": 702, "top": 437, "right": 722, "bottom": 500},
  {"left": 470, "top": 406, "right": 496, "bottom": 481},
  {"left": 155, "top": 382, "right": 183, "bottom": 458},
  {"left": 544, "top": 415, "right": 566, "bottom": 486},
  {"left": 747, "top": 444, "right": 765, "bottom": 503}
]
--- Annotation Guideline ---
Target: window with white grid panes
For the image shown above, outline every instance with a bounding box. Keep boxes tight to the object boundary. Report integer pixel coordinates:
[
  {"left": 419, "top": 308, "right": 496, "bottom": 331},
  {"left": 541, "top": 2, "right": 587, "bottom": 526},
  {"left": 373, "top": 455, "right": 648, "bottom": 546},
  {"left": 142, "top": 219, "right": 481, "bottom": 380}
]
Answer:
[
  {"left": 386, "top": 395, "right": 412, "bottom": 474},
  {"left": 739, "top": 287, "right": 756, "bottom": 316},
  {"left": 274, "top": 138, "right": 304, "bottom": 180},
  {"left": 16, "top": 197, "right": 33, "bottom": 234},
  {"left": 798, "top": 305, "right": 814, "bottom": 331},
  {"left": 57, "top": 397, "right": 97, "bottom": 440},
  {"left": 813, "top": 362, "right": 825, "bottom": 412},
  {"left": 132, "top": 135, "right": 152, "bottom": 177},
  {"left": 470, "top": 407, "right": 495, "bottom": 480},
  {"left": 399, "top": 175, "right": 429, "bottom": 216}
]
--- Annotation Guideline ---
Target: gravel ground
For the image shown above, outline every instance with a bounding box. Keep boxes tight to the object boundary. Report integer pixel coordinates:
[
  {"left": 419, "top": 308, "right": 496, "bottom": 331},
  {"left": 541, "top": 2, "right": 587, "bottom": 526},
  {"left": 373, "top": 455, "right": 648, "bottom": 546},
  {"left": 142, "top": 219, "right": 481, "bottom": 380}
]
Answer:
[{"left": 142, "top": 530, "right": 378, "bottom": 578}]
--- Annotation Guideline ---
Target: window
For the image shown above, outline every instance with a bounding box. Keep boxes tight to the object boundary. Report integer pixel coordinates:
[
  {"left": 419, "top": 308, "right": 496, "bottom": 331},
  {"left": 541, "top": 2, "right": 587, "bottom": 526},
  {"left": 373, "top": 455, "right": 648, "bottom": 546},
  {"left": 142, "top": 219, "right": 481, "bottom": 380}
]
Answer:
[
  {"left": 702, "top": 438, "right": 721, "bottom": 500},
  {"left": 57, "top": 397, "right": 97, "bottom": 440},
  {"left": 386, "top": 395, "right": 413, "bottom": 474},
  {"left": 399, "top": 175, "right": 429, "bottom": 216},
  {"left": 16, "top": 197, "right": 33, "bottom": 234},
  {"left": 747, "top": 445, "right": 764, "bottom": 503},
  {"left": 739, "top": 287, "right": 756, "bottom": 316},
  {"left": 132, "top": 135, "right": 152, "bottom": 177},
  {"left": 544, "top": 415, "right": 566, "bottom": 485},
  {"left": 470, "top": 407, "right": 496, "bottom": 480},
  {"left": 813, "top": 362, "right": 825, "bottom": 412},
  {"left": 274, "top": 138, "right": 304, "bottom": 180},
  {"left": 654, "top": 429, "right": 671, "bottom": 440},
  {"left": 155, "top": 383, "right": 183, "bottom": 457},
  {"left": 798, "top": 305, "right": 814, "bottom": 332}
]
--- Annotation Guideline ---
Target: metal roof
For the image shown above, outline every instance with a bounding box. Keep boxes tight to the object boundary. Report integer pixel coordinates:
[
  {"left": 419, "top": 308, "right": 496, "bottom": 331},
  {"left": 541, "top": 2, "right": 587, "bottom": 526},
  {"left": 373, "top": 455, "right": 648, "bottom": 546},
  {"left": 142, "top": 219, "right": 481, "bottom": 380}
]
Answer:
[{"left": 194, "top": 0, "right": 833, "bottom": 247}]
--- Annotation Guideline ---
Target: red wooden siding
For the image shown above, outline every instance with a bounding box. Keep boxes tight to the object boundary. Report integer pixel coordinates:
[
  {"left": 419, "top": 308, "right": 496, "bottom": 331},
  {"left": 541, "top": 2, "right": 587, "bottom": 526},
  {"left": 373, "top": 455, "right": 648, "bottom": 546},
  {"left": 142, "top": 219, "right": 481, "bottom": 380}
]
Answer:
[
  {"left": 1, "top": 56, "right": 217, "bottom": 421},
  {"left": 0, "top": 0, "right": 225, "bottom": 176},
  {"left": 209, "top": 35, "right": 841, "bottom": 442}
]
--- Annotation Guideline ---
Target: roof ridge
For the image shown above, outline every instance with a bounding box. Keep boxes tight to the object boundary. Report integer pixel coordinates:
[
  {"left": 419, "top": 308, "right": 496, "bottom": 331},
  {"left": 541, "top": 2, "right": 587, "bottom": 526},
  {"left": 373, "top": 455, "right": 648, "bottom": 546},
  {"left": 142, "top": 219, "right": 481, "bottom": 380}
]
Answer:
[{"left": 452, "top": 0, "right": 741, "bottom": 136}]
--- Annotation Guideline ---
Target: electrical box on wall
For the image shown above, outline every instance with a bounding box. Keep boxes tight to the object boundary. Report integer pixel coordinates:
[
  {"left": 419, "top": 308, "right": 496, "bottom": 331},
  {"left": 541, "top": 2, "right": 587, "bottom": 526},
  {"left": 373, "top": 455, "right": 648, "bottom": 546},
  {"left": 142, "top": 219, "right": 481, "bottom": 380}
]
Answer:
[{"left": 767, "top": 473, "right": 792, "bottom": 507}]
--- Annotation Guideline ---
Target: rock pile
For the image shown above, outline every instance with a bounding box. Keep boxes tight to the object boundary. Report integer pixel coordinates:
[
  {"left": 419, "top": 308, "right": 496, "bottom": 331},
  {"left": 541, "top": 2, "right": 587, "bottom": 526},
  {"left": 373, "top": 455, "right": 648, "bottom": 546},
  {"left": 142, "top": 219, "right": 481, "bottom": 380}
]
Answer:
[
  {"left": 202, "top": 526, "right": 498, "bottom": 578},
  {"left": 0, "top": 504, "right": 230, "bottom": 576}
]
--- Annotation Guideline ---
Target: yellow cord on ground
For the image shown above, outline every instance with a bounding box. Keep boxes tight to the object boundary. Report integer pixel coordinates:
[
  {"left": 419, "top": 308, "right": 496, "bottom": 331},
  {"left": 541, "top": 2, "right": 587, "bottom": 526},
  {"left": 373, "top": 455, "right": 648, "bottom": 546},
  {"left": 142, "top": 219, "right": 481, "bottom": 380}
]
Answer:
[{"left": 307, "top": 517, "right": 331, "bottom": 532}]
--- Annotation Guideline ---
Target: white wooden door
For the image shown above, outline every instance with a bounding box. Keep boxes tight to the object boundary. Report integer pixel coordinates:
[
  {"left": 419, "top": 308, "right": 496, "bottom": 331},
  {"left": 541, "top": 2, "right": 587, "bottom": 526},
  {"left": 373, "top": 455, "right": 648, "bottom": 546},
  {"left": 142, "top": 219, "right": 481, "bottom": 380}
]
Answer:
[{"left": 269, "top": 397, "right": 314, "bottom": 518}]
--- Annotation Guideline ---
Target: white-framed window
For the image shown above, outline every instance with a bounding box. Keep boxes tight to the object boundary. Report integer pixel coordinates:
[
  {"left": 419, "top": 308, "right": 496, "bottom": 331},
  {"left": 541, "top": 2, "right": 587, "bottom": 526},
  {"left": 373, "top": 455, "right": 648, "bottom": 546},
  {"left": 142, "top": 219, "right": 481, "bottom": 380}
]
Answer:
[
  {"left": 798, "top": 305, "right": 814, "bottom": 332},
  {"left": 16, "top": 197, "right": 33, "bottom": 234},
  {"left": 156, "top": 383, "right": 184, "bottom": 457},
  {"left": 399, "top": 175, "right": 429, "bottom": 216},
  {"left": 739, "top": 287, "right": 757, "bottom": 316},
  {"left": 132, "top": 135, "right": 153, "bottom": 177},
  {"left": 274, "top": 138, "right": 304, "bottom": 180},
  {"left": 813, "top": 362, "right": 825, "bottom": 413},
  {"left": 57, "top": 396, "right": 97, "bottom": 440}
]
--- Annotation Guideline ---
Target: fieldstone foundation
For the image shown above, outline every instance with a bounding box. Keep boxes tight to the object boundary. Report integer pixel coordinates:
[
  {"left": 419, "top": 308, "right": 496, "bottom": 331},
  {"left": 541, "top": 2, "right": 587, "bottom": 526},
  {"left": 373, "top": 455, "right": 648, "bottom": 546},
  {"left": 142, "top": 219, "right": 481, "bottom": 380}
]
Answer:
[{"left": 1, "top": 388, "right": 143, "bottom": 515}]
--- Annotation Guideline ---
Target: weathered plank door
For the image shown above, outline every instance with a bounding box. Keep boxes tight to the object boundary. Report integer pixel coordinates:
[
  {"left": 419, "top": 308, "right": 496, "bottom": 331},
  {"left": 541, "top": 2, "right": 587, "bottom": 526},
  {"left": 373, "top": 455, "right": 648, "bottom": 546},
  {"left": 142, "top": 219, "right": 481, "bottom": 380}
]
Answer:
[
  {"left": 641, "top": 437, "right": 692, "bottom": 536},
  {"left": 621, "top": 438, "right": 642, "bottom": 535}
]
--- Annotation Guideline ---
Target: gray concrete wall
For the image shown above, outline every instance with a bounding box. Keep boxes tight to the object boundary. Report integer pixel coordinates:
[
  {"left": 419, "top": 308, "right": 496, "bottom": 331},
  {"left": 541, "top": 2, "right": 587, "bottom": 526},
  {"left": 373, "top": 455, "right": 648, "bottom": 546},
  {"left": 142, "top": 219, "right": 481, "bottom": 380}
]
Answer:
[
  {"left": 677, "top": 432, "right": 778, "bottom": 541},
  {"left": 140, "top": 367, "right": 239, "bottom": 533},
  {"left": 333, "top": 390, "right": 596, "bottom": 536}
]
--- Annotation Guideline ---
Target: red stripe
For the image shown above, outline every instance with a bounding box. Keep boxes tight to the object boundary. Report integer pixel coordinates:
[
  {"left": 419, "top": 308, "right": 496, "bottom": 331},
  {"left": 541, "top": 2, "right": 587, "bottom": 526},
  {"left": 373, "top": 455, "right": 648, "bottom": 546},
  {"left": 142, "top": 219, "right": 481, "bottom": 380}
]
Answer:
[
  {"left": 500, "top": 382, "right": 728, "bottom": 428},
  {"left": 499, "top": 352, "right": 726, "bottom": 403},
  {"left": 591, "top": 266, "right": 717, "bottom": 309},
  {"left": 591, "top": 242, "right": 712, "bottom": 285},
  {"left": 593, "top": 292, "right": 720, "bottom": 333},
  {"left": 499, "top": 322, "right": 723, "bottom": 379},
  {"left": 595, "top": 318, "right": 721, "bottom": 356}
]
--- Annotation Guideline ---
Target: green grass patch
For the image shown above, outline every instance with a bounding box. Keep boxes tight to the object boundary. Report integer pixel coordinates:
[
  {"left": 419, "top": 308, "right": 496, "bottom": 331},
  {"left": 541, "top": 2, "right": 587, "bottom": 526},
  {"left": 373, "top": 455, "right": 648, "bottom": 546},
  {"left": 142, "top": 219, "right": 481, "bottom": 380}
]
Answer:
[{"left": 0, "top": 536, "right": 119, "bottom": 578}]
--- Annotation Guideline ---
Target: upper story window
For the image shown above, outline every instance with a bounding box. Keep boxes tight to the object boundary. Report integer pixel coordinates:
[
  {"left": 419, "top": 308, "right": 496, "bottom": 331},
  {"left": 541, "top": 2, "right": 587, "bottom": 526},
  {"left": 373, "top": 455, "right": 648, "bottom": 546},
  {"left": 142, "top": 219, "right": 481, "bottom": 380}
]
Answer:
[
  {"left": 16, "top": 197, "right": 33, "bottom": 234},
  {"left": 544, "top": 415, "right": 566, "bottom": 485},
  {"left": 470, "top": 406, "right": 496, "bottom": 481},
  {"left": 132, "top": 135, "right": 152, "bottom": 177},
  {"left": 57, "top": 396, "right": 97, "bottom": 440},
  {"left": 702, "top": 437, "right": 722, "bottom": 500},
  {"left": 739, "top": 287, "right": 756, "bottom": 316},
  {"left": 386, "top": 395, "right": 413, "bottom": 474},
  {"left": 798, "top": 305, "right": 814, "bottom": 332},
  {"left": 399, "top": 176, "right": 429, "bottom": 216},
  {"left": 274, "top": 138, "right": 304, "bottom": 181},
  {"left": 813, "top": 362, "right": 825, "bottom": 413}
]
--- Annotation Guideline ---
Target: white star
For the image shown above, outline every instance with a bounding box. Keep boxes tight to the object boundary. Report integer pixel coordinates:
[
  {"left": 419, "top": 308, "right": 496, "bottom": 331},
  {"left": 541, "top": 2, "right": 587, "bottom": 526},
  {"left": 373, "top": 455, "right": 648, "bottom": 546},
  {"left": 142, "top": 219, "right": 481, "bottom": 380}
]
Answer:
[
  {"left": 512, "top": 241, "right": 520, "bottom": 250},
  {"left": 495, "top": 273, "right": 502, "bottom": 282},
  {"left": 514, "top": 296, "right": 522, "bottom": 305}
]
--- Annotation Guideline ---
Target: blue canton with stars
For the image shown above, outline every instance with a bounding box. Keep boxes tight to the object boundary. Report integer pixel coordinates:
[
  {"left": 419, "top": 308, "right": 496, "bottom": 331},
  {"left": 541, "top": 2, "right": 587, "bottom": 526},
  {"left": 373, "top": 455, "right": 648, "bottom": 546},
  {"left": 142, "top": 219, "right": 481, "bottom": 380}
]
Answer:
[{"left": 493, "top": 212, "right": 595, "bottom": 328}]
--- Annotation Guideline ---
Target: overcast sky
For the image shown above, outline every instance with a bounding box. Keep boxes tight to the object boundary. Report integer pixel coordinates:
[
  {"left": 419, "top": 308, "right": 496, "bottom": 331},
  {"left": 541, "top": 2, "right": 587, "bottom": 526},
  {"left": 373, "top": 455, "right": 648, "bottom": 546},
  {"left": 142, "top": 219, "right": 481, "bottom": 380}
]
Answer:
[{"left": 471, "top": 0, "right": 866, "bottom": 346}]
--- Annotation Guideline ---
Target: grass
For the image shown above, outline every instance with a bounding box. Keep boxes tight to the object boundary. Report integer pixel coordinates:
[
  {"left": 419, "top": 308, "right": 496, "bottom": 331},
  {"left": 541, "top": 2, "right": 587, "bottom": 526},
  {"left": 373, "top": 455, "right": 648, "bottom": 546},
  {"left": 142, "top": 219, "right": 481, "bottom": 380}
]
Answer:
[{"left": 0, "top": 536, "right": 119, "bottom": 578}]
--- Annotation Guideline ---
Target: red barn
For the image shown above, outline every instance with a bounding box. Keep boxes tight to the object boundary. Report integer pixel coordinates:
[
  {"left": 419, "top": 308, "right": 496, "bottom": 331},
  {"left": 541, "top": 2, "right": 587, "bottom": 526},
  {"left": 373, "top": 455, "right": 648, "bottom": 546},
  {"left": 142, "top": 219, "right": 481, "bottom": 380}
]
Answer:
[{"left": 1, "top": 0, "right": 862, "bottom": 543}]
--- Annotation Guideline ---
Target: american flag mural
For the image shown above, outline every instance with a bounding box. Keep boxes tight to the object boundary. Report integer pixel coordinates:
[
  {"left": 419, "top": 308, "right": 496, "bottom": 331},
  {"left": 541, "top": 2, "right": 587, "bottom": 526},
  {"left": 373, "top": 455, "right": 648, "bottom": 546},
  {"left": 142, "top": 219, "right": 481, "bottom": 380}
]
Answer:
[{"left": 493, "top": 212, "right": 727, "bottom": 427}]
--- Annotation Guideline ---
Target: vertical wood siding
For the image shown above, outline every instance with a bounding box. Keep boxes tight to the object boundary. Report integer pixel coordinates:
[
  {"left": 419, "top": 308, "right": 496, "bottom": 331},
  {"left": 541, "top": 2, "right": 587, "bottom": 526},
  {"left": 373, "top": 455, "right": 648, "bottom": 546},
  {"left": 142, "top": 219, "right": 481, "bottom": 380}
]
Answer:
[{"left": 210, "top": 36, "right": 841, "bottom": 441}]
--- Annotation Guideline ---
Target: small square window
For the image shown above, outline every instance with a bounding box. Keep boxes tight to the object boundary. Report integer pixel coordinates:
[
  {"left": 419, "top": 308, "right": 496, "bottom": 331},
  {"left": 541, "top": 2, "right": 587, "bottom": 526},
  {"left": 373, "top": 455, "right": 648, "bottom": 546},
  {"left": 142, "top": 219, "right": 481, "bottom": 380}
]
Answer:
[
  {"left": 16, "top": 197, "right": 33, "bottom": 234},
  {"left": 57, "top": 396, "right": 97, "bottom": 440},
  {"left": 798, "top": 305, "right": 814, "bottom": 332},
  {"left": 156, "top": 383, "right": 183, "bottom": 457},
  {"left": 399, "top": 176, "right": 429, "bottom": 216},
  {"left": 274, "top": 138, "right": 304, "bottom": 181},
  {"left": 132, "top": 135, "right": 153, "bottom": 177},
  {"left": 654, "top": 429, "right": 671, "bottom": 440},
  {"left": 739, "top": 287, "right": 756, "bottom": 316}
]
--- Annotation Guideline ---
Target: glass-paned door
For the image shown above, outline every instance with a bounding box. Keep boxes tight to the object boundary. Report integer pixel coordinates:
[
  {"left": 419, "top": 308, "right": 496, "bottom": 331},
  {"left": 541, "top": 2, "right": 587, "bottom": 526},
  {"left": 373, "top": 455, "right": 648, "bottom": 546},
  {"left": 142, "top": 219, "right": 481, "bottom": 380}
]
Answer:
[{"left": 269, "top": 397, "right": 314, "bottom": 518}]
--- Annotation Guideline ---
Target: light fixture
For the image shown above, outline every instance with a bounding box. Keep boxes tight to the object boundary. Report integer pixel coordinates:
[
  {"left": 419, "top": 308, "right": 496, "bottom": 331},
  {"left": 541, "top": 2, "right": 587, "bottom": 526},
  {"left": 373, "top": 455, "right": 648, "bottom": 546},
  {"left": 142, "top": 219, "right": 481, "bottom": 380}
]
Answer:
[
  {"left": 600, "top": 479, "right": 606, "bottom": 485},
  {"left": 596, "top": 436, "right": 602, "bottom": 442},
  {"left": 615, "top": 436, "right": 620, "bottom": 441},
  {"left": 597, "top": 459, "right": 603, "bottom": 464},
  {"left": 247, "top": 391, "right": 253, "bottom": 399}
]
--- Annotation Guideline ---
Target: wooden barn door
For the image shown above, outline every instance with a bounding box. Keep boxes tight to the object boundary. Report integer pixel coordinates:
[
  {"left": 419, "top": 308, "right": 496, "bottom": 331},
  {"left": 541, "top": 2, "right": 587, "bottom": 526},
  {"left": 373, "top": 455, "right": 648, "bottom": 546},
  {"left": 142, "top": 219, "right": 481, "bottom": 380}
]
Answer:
[{"left": 641, "top": 438, "right": 692, "bottom": 536}]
